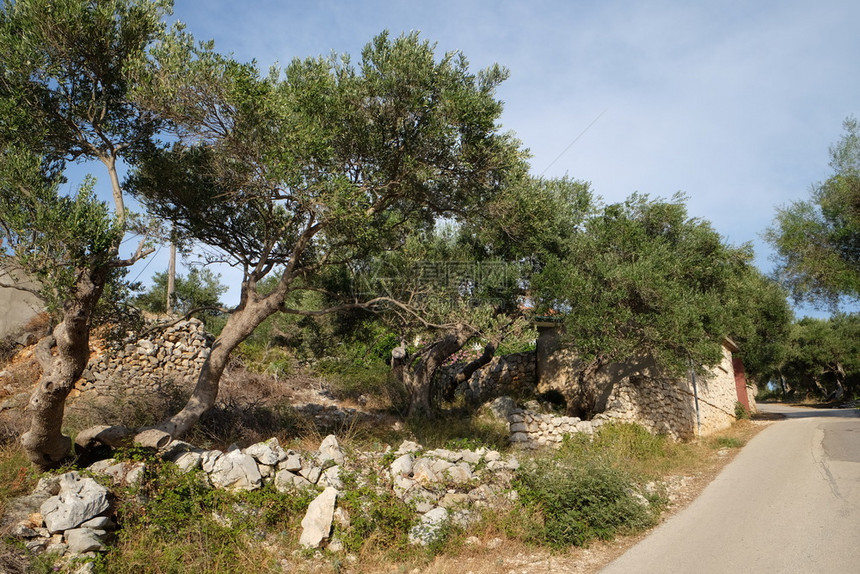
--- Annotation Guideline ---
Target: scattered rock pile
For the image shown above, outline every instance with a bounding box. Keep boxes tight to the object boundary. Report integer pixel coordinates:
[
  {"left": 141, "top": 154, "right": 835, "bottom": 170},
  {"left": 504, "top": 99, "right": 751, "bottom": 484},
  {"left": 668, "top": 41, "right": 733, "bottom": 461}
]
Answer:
[
  {"left": 8, "top": 472, "right": 119, "bottom": 558},
  {"left": 8, "top": 433, "right": 521, "bottom": 562}
]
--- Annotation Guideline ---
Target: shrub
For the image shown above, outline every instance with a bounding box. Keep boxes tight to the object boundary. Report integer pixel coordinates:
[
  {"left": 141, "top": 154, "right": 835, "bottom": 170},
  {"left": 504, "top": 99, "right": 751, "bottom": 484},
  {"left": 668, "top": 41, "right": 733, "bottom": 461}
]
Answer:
[
  {"left": 104, "top": 458, "right": 313, "bottom": 574},
  {"left": 514, "top": 456, "right": 660, "bottom": 548},
  {"left": 337, "top": 472, "right": 415, "bottom": 555}
]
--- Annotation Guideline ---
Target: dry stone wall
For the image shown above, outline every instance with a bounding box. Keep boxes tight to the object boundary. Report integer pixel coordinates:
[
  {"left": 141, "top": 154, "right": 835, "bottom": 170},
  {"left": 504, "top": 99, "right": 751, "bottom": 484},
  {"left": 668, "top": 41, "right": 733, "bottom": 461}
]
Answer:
[
  {"left": 508, "top": 407, "right": 605, "bottom": 447},
  {"left": 75, "top": 318, "right": 213, "bottom": 398},
  {"left": 449, "top": 351, "right": 537, "bottom": 404}
]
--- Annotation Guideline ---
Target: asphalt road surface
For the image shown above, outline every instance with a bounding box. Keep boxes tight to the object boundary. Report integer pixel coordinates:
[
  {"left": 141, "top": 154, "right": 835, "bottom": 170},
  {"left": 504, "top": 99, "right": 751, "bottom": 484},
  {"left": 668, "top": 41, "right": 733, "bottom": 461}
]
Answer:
[{"left": 601, "top": 403, "right": 860, "bottom": 574}]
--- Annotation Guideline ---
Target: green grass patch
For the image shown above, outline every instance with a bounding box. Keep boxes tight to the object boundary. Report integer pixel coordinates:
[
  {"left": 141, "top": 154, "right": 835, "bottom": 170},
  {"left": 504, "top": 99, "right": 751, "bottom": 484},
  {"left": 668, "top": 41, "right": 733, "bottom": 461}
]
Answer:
[
  {"left": 405, "top": 413, "right": 510, "bottom": 451},
  {"left": 710, "top": 436, "right": 746, "bottom": 449}
]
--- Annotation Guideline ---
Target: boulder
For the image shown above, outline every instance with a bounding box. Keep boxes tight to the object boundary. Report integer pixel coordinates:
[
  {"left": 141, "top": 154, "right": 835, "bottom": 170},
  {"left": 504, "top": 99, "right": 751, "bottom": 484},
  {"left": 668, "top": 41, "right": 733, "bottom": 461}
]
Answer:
[
  {"left": 318, "top": 435, "right": 345, "bottom": 466},
  {"left": 172, "top": 451, "right": 203, "bottom": 473},
  {"left": 273, "top": 470, "right": 313, "bottom": 492},
  {"left": 64, "top": 528, "right": 107, "bottom": 553},
  {"left": 319, "top": 465, "right": 343, "bottom": 489},
  {"left": 278, "top": 450, "right": 302, "bottom": 472},
  {"left": 244, "top": 439, "right": 281, "bottom": 466},
  {"left": 208, "top": 450, "right": 262, "bottom": 491},
  {"left": 40, "top": 473, "right": 110, "bottom": 534},
  {"left": 411, "top": 458, "right": 438, "bottom": 484},
  {"left": 87, "top": 460, "right": 145, "bottom": 486},
  {"left": 485, "top": 396, "right": 518, "bottom": 419},
  {"left": 445, "top": 462, "right": 473, "bottom": 484},
  {"left": 299, "top": 487, "right": 338, "bottom": 549},
  {"left": 389, "top": 453, "right": 414, "bottom": 478}
]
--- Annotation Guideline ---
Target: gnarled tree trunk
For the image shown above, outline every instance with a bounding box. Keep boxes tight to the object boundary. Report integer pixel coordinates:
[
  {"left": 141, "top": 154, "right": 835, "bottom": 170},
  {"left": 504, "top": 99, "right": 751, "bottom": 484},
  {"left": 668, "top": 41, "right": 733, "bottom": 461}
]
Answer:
[
  {"left": 442, "top": 341, "right": 497, "bottom": 402},
  {"left": 153, "top": 294, "right": 280, "bottom": 439},
  {"left": 22, "top": 268, "right": 105, "bottom": 468},
  {"left": 392, "top": 324, "right": 478, "bottom": 418},
  {"left": 568, "top": 356, "right": 605, "bottom": 419}
]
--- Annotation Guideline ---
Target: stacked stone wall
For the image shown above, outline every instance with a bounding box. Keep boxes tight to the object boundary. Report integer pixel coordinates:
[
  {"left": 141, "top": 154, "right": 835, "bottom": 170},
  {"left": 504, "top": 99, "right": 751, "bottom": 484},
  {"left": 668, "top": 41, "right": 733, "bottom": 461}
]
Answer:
[
  {"left": 599, "top": 375, "right": 697, "bottom": 440},
  {"left": 457, "top": 351, "right": 536, "bottom": 403},
  {"left": 74, "top": 318, "right": 212, "bottom": 398},
  {"left": 508, "top": 407, "right": 606, "bottom": 448}
]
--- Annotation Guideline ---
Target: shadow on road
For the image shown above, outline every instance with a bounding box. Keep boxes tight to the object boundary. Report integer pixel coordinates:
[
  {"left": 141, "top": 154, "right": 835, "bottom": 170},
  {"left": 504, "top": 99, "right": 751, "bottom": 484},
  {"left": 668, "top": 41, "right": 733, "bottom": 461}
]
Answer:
[{"left": 758, "top": 401, "right": 860, "bottom": 420}]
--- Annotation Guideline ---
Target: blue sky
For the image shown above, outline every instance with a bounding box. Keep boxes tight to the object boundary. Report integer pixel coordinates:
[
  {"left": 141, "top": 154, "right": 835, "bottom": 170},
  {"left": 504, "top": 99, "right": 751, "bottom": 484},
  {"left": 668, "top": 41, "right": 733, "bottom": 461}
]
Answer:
[{"left": 93, "top": 0, "right": 859, "bottom": 315}]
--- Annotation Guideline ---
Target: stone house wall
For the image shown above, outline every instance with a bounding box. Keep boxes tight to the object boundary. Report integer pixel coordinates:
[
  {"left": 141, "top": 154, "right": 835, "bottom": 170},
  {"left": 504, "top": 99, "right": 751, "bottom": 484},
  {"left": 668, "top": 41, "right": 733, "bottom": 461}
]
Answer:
[{"left": 532, "top": 324, "right": 746, "bottom": 440}]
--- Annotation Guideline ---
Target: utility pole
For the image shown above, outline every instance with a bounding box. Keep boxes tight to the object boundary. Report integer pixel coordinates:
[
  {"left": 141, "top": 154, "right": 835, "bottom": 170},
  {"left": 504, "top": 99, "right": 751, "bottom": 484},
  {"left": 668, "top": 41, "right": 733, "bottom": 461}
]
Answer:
[{"left": 166, "top": 240, "right": 176, "bottom": 315}]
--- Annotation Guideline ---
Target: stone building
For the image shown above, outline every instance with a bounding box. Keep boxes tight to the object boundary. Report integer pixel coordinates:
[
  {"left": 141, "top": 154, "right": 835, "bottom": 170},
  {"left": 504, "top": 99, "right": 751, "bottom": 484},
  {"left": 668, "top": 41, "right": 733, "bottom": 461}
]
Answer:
[{"left": 534, "top": 322, "right": 754, "bottom": 440}]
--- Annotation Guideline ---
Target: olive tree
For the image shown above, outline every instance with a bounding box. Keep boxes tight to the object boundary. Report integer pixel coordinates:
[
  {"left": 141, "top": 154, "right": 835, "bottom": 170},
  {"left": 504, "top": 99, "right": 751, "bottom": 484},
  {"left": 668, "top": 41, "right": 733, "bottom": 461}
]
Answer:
[
  {"left": 129, "top": 31, "right": 526, "bottom": 437},
  {"left": 0, "top": 0, "right": 169, "bottom": 466},
  {"left": 766, "top": 117, "right": 860, "bottom": 308},
  {"left": 531, "top": 193, "right": 755, "bottom": 418},
  {"left": 376, "top": 176, "right": 593, "bottom": 416}
]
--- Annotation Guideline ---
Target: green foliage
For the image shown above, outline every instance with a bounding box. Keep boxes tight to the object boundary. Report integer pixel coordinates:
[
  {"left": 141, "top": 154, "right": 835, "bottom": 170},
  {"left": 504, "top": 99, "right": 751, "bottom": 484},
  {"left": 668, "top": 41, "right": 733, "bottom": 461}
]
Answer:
[
  {"left": 532, "top": 194, "right": 757, "bottom": 413},
  {"left": 722, "top": 267, "right": 793, "bottom": 384},
  {"left": 556, "top": 422, "right": 681, "bottom": 479},
  {"left": 734, "top": 401, "right": 750, "bottom": 420},
  {"left": 510, "top": 423, "right": 680, "bottom": 549},
  {"left": 337, "top": 470, "right": 415, "bottom": 555},
  {"left": 0, "top": 152, "right": 122, "bottom": 314},
  {"left": 0, "top": 0, "right": 170, "bottom": 163},
  {"left": 131, "top": 29, "right": 525, "bottom": 290},
  {"left": 105, "top": 460, "right": 312, "bottom": 573},
  {"left": 779, "top": 314, "right": 860, "bottom": 399},
  {"left": 766, "top": 117, "right": 860, "bottom": 307},
  {"left": 134, "top": 267, "right": 227, "bottom": 316},
  {"left": 515, "top": 456, "right": 660, "bottom": 548}
]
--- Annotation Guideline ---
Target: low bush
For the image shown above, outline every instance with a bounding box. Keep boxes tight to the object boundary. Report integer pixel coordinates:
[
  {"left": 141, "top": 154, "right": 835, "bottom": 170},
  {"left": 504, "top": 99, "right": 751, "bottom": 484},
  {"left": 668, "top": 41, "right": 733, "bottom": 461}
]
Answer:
[
  {"left": 102, "top": 457, "right": 314, "bottom": 574},
  {"left": 337, "top": 472, "right": 415, "bottom": 556},
  {"left": 514, "top": 455, "right": 661, "bottom": 548}
]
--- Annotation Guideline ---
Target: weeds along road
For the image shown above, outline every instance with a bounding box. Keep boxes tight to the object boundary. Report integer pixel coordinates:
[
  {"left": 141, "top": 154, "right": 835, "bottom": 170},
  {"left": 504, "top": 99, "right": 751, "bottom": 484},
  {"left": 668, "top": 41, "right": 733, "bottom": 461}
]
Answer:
[{"left": 601, "top": 403, "right": 860, "bottom": 574}]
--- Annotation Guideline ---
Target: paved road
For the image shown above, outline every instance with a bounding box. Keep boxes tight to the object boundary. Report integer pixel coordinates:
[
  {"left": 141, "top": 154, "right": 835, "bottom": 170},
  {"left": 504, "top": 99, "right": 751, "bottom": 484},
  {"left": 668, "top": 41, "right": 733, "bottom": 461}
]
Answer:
[{"left": 601, "top": 403, "right": 860, "bottom": 574}]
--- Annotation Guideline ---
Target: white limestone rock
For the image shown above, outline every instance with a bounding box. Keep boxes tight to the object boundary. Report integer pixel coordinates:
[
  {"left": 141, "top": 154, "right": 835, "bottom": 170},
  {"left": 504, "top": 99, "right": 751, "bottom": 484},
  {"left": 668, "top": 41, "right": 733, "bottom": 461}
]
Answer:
[
  {"left": 411, "top": 458, "right": 438, "bottom": 484},
  {"left": 244, "top": 439, "right": 281, "bottom": 466},
  {"left": 389, "top": 453, "right": 414, "bottom": 478},
  {"left": 319, "top": 465, "right": 343, "bottom": 489},
  {"left": 278, "top": 450, "right": 302, "bottom": 472},
  {"left": 40, "top": 473, "right": 110, "bottom": 534},
  {"left": 173, "top": 451, "right": 202, "bottom": 473},
  {"left": 299, "top": 487, "right": 338, "bottom": 549},
  {"left": 318, "top": 435, "right": 345, "bottom": 466},
  {"left": 396, "top": 440, "right": 421, "bottom": 455},
  {"left": 273, "top": 470, "right": 313, "bottom": 492},
  {"left": 64, "top": 528, "right": 106, "bottom": 553},
  {"left": 445, "top": 462, "right": 473, "bottom": 484},
  {"left": 409, "top": 507, "right": 448, "bottom": 546},
  {"left": 208, "top": 450, "right": 262, "bottom": 491}
]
